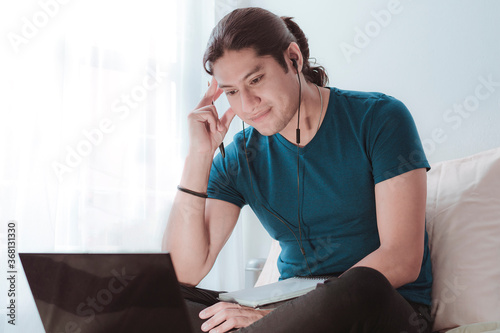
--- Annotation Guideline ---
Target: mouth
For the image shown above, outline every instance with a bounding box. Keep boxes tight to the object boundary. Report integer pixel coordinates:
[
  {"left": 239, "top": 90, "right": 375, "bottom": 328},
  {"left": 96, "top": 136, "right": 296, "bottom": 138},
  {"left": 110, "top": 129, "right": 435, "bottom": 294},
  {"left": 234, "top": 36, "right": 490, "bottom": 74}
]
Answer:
[{"left": 250, "top": 108, "right": 271, "bottom": 123}]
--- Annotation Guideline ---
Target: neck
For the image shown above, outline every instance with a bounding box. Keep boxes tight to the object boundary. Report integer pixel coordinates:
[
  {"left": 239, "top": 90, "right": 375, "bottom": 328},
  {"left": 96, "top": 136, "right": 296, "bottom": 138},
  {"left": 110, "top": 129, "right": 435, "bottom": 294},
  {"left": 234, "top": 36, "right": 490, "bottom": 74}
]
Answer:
[{"left": 280, "top": 81, "right": 327, "bottom": 147}]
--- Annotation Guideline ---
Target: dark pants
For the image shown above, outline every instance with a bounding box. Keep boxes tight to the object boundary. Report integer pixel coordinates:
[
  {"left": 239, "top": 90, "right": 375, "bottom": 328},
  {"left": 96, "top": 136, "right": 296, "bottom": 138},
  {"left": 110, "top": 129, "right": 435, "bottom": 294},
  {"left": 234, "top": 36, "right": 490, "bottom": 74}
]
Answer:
[{"left": 181, "top": 266, "right": 434, "bottom": 333}]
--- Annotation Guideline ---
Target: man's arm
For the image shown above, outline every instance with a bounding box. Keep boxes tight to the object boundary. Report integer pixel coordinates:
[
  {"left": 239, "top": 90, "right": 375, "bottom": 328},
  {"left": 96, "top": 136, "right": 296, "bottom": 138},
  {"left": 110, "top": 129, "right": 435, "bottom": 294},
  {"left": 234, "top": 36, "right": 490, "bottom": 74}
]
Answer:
[
  {"left": 164, "top": 190, "right": 241, "bottom": 286},
  {"left": 343, "top": 168, "right": 427, "bottom": 288},
  {"left": 162, "top": 78, "right": 239, "bottom": 286}
]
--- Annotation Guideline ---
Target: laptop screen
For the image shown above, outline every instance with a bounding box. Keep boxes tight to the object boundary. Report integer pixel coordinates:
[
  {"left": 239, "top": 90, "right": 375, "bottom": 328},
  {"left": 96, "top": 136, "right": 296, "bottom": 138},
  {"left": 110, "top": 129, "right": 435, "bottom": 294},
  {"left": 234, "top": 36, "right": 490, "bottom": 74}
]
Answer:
[{"left": 20, "top": 253, "right": 193, "bottom": 333}]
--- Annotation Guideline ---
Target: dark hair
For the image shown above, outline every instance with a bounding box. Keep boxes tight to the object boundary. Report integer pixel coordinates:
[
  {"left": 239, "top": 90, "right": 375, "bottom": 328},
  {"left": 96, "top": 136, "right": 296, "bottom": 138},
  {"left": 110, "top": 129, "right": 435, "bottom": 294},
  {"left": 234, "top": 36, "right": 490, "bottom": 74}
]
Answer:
[{"left": 203, "top": 7, "right": 328, "bottom": 87}]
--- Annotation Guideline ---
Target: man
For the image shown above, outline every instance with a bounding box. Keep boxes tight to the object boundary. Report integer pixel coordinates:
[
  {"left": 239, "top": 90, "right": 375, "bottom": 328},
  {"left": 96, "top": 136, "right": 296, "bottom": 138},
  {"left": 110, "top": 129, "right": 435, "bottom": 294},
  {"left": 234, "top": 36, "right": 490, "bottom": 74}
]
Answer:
[{"left": 163, "top": 7, "right": 433, "bottom": 333}]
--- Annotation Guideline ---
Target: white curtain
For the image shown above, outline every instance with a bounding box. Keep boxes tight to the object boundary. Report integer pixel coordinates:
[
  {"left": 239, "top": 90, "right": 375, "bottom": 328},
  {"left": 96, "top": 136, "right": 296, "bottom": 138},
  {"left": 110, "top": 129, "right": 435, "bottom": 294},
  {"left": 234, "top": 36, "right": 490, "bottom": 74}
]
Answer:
[{"left": 0, "top": 1, "right": 245, "bottom": 331}]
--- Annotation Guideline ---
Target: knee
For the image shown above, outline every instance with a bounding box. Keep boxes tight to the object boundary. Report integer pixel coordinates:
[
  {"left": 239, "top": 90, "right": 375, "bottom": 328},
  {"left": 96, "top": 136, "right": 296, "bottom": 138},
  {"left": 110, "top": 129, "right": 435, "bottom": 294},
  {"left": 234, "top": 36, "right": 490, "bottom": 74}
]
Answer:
[
  {"left": 344, "top": 267, "right": 397, "bottom": 308},
  {"left": 341, "top": 265, "right": 386, "bottom": 281},
  {"left": 341, "top": 266, "right": 393, "bottom": 292},
  {"left": 319, "top": 266, "right": 395, "bottom": 310}
]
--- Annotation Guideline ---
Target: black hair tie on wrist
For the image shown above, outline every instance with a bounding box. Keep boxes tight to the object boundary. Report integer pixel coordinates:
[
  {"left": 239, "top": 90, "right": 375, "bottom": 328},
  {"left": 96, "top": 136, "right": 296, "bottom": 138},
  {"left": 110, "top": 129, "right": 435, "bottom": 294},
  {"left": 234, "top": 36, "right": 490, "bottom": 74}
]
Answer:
[{"left": 177, "top": 185, "right": 208, "bottom": 199}]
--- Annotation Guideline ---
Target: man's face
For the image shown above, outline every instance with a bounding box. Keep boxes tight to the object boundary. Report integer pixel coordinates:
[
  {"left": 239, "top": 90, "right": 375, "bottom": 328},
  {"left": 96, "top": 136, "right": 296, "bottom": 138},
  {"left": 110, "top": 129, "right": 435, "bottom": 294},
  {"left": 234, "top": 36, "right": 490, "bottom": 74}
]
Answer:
[{"left": 212, "top": 48, "right": 299, "bottom": 136}]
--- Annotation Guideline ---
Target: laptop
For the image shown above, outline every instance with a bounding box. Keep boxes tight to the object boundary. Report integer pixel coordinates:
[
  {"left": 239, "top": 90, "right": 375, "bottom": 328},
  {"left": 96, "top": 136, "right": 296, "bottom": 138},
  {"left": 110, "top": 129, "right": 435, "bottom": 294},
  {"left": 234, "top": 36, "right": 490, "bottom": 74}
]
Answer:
[{"left": 19, "top": 253, "right": 194, "bottom": 333}]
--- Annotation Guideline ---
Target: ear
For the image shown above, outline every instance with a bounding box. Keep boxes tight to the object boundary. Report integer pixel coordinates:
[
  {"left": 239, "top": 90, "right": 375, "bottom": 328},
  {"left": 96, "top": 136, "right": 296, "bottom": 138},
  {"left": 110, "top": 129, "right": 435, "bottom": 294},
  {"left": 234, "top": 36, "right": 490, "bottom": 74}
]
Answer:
[{"left": 284, "top": 42, "right": 303, "bottom": 72}]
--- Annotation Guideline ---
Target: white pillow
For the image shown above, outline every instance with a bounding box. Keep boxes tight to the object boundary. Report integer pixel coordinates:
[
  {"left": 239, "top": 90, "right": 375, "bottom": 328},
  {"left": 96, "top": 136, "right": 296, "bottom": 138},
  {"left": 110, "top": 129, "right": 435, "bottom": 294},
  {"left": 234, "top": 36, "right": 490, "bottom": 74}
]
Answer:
[
  {"left": 446, "top": 321, "right": 500, "bottom": 333},
  {"left": 426, "top": 147, "right": 500, "bottom": 332},
  {"left": 255, "top": 239, "right": 281, "bottom": 287}
]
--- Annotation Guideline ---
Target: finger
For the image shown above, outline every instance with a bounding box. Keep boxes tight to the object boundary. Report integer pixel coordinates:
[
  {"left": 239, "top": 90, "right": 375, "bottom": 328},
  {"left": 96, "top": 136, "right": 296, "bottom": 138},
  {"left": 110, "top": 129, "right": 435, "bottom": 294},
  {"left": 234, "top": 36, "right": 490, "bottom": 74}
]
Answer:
[
  {"left": 208, "top": 76, "right": 218, "bottom": 97},
  {"left": 208, "top": 77, "right": 226, "bottom": 105},
  {"left": 219, "top": 107, "right": 236, "bottom": 132},
  {"left": 212, "top": 308, "right": 267, "bottom": 332},
  {"left": 196, "top": 77, "right": 219, "bottom": 109},
  {"left": 208, "top": 317, "right": 240, "bottom": 333},
  {"left": 199, "top": 302, "right": 238, "bottom": 319},
  {"left": 191, "top": 110, "right": 219, "bottom": 133},
  {"left": 202, "top": 308, "right": 242, "bottom": 332},
  {"left": 199, "top": 302, "right": 218, "bottom": 319},
  {"left": 202, "top": 104, "right": 223, "bottom": 131},
  {"left": 206, "top": 307, "right": 260, "bottom": 333},
  {"left": 209, "top": 76, "right": 217, "bottom": 88},
  {"left": 213, "top": 85, "right": 224, "bottom": 103},
  {"left": 197, "top": 104, "right": 223, "bottom": 132},
  {"left": 198, "top": 104, "right": 219, "bottom": 121}
]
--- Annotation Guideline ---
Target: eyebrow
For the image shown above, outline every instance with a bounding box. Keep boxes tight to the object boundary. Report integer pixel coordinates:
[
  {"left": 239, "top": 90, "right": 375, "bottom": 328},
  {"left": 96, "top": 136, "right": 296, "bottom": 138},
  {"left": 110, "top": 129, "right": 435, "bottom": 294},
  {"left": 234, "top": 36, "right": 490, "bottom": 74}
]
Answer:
[{"left": 218, "top": 64, "right": 263, "bottom": 89}]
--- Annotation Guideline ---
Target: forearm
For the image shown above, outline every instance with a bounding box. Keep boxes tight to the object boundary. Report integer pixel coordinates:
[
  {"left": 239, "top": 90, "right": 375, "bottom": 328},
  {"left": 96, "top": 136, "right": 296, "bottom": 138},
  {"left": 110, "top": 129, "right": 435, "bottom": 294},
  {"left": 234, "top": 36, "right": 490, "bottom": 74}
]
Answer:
[
  {"left": 343, "top": 247, "right": 421, "bottom": 289},
  {"left": 163, "top": 153, "right": 213, "bottom": 285}
]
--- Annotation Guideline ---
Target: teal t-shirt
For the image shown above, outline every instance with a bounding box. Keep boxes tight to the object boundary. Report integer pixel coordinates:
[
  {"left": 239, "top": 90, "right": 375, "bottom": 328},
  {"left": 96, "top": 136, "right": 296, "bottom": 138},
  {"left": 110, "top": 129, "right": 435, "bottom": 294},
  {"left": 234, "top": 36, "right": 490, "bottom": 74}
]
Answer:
[{"left": 207, "top": 87, "right": 433, "bottom": 305}]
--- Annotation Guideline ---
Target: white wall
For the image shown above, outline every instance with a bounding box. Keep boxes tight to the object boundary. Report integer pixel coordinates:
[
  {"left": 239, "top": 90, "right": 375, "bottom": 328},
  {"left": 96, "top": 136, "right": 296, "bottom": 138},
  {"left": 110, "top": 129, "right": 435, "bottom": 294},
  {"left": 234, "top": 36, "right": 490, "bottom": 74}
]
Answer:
[{"left": 235, "top": 0, "right": 500, "bottom": 268}]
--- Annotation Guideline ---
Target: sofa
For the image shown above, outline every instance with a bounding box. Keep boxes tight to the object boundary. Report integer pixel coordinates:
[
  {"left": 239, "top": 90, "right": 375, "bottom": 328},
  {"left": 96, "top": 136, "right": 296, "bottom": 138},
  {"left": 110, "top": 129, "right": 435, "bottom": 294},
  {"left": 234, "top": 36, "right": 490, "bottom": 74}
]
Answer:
[{"left": 254, "top": 146, "right": 500, "bottom": 332}]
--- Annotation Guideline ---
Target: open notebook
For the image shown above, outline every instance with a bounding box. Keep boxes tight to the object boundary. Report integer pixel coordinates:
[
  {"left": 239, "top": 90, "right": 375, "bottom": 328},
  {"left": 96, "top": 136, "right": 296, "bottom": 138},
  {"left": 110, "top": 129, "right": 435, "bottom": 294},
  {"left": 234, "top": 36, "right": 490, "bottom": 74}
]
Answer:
[{"left": 218, "top": 276, "right": 335, "bottom": 308}]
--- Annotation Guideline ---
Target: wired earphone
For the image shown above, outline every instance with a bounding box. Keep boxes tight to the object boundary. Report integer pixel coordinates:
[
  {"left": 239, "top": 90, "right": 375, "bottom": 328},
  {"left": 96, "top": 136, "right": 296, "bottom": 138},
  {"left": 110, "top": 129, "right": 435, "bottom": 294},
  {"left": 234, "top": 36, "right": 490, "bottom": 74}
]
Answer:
[{"left": 241, "top": 58, "right": 313, "bottom": 276}]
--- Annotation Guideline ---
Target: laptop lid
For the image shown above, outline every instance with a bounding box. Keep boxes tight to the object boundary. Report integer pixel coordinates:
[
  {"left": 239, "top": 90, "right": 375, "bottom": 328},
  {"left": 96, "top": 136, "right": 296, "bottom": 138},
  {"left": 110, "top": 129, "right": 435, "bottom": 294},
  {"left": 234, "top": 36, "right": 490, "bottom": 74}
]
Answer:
[{"left": 19, "top": 253, "right": 194, "bottom": 333}]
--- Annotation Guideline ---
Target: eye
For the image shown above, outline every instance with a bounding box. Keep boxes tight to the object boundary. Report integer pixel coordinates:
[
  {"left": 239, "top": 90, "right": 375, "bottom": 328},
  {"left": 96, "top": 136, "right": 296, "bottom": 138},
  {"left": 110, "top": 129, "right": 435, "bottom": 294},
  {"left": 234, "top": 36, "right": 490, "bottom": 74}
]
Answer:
[
  {"left": 250, "top": 75, "right": 263, "bottom": 85},
  {"left": 226, "top": 90, "right": 238, "bottom": 96}
]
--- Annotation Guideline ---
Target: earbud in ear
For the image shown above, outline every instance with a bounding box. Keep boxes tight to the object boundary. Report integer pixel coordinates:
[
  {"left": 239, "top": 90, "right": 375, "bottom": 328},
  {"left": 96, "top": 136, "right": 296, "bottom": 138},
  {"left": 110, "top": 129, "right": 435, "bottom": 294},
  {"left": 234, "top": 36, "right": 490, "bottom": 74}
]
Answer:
[{"left": 291, "top": 59, "right": 298, "bottom": 71}]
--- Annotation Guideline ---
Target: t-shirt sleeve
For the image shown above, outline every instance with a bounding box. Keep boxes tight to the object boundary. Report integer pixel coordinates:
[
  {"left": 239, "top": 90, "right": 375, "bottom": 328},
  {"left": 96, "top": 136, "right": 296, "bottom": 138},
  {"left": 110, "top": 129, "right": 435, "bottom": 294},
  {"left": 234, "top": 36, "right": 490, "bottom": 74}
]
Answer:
[
  {"left": 207, "top": 151, "right": 247, "bottom": 208},
  {"left": 367, "top": 96, "right": 430, "bottom": 184}
]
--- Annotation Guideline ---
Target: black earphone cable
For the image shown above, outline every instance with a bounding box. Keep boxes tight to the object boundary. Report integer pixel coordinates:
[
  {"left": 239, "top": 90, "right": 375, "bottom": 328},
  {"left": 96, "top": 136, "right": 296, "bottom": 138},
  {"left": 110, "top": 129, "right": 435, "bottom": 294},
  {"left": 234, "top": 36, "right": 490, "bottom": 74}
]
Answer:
[
  {"left": 241, "top": 124, "right": 300, "bottom": 239},
  {"left": 241, "top": 122, "right": 311, "bottom": 276},
  {"left": 293, "top": 60, "right": 311, "bottom": 275},
  {"left": 240, "top": 58, "right": 312, "bottom": 276},
  {"left": 293, "top": 59, "right": 306, "bottom": 258}
]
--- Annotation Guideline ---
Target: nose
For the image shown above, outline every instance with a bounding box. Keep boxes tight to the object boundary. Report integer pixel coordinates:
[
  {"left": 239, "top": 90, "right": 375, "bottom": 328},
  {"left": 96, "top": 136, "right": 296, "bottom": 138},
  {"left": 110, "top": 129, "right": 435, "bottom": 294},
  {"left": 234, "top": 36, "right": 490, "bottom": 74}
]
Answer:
[{"left": 240, "top": 88, "right": 261, "bottom": 115}]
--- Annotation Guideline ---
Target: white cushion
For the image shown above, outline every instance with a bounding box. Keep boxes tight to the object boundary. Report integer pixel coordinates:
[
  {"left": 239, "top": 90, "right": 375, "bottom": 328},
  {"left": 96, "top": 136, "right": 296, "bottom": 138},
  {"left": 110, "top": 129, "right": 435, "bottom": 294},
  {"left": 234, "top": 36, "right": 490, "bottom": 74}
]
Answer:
[
  {"left": 254, "top": 239, "right": 281, "bottom": 287},
  {"left": 446, "top": 321, "right": 500, "bottom": 333},
  {"left": 427, "top": 147, "right": 500, "bottom": 332}
]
